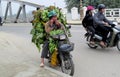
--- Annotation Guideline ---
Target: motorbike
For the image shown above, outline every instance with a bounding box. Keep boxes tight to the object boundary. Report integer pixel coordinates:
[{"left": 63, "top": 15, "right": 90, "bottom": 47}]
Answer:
[
  {"left": 46, "top": 26, "right": 75, "bottom": 76},
  {"left": 85, "top": 22, "right": 120, "bottom": 51}
]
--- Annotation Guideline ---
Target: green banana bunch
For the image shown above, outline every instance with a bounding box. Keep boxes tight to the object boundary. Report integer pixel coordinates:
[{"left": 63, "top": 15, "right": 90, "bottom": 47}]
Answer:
[
  {"left": 49, "top": 37, "right": 57, "bottom": 53},
  {"left": 49, "top": 30, "right": 64, "bottom": 53},
  {"left": 50, "top": 30, "right": 64, "bottom": 36},
  {"left": 30, "top": 6, "right": 71, "bottom": 52}
]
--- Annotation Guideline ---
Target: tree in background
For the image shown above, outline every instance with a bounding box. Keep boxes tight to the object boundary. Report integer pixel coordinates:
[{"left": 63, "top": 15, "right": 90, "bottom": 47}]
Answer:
[
  {"left": 65, "top": 0, "right": 120, "bottom": 12},
  {"left": 65, "top": 0, "right": 80, "bottom": 12},
  {"left": 87, "top": 0, "right": 120, "bottom": 8}
]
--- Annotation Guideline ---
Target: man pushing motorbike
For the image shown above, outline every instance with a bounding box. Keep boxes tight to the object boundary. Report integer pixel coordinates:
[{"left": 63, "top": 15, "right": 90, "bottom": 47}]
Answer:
[
  {"left": 93, "top": 4, "right": 116, "bottom": 47},
  {"left": 40, "top": 10, "right": 64, "bottom": 67}
]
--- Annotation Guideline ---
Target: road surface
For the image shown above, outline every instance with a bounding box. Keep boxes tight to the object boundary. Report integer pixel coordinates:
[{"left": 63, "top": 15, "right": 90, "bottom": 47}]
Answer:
[{"left": 1, "top": 23, "right": 120, "bottom": 77}]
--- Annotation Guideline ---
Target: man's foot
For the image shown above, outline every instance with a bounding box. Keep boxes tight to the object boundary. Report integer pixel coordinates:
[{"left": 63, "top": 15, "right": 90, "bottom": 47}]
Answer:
[
  {"left": 90, "top": 41, "right": 95, "bottom": 45},
  {"left": 100, "top": 41, "right": 106, "bottom": 48},
  {"left": 40, "top": 63, "right": 44, "bottom": 67},
  {"left": 84, "top": 33, "right": 89, "bottom": 37}
]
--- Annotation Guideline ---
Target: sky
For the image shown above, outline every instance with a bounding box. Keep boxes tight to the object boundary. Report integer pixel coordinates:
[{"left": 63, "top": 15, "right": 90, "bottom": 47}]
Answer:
[
  {"left": 0, "top": 0, "right": 66, "bottom": 16},
  {"left": 23, "top": 0, "right": 66, "bottom": 8}
]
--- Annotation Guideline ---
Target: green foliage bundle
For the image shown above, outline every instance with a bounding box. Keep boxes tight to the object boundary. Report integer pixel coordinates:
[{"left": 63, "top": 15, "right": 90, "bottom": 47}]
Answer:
[{"left": 30, "top": 6, "right": 70, "bottom": 52}]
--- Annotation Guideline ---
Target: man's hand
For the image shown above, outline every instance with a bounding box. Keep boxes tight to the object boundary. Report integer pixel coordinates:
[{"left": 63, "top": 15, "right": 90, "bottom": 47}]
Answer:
[
  {"left": 102, "top": 21, "right": 109, "bottom": 26},
  {"left": 105, "top": 22, "right": 109, "bottom": 26},
  {"left": 55, "top": 20, "right": 60, "bottom": 26}
]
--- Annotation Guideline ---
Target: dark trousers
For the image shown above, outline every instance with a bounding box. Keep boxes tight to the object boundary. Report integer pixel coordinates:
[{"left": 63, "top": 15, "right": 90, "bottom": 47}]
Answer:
[
  {"left": 95, "top": 25, "right": 111, "bottom": 42},
  {"left": 41, "top": 41, "right": 49, "bottom": 58},
  {"left": 87, "top": 26, "right": 95, "bottom": 41}
]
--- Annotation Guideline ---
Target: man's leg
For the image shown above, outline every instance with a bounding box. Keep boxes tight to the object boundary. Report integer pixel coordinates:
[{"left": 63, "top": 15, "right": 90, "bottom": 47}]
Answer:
[
  {"left": 101, "top": 26, "right": 109, "bottom": 42},
  {"left": 96, "top": 25, "right": 108, "bottom": 47},
  {"left": 40, "top": 41, "right": 49, "bottom": 67},
  {"left": 96, "top": 25, "right": 108, "bottom": 42}
]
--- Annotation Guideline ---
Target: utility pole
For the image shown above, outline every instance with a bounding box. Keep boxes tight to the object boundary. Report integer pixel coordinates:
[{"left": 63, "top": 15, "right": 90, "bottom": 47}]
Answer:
[{"left": 80, "top": 0, "right": 84, "bottom": 20}]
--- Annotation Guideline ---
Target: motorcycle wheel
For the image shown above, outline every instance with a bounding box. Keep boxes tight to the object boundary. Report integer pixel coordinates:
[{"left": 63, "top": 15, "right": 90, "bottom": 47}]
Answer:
[
  {"left": 117, "top": 40, "right": 120, "bottom": 51},
  {"left": 87, "top": 35, "right": 98, "bottom": 49},
  {"left": 88, "top": 43, "right": 98, "bottom": 49},
  {"left": 60, "top": 54, "right": 74, "bottom": 76}
]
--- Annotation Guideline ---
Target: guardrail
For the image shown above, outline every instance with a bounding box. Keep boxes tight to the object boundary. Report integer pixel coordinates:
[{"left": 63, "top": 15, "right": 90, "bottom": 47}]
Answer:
[{"left": 105, "top": 8, "right": 120, "bottom": 23}]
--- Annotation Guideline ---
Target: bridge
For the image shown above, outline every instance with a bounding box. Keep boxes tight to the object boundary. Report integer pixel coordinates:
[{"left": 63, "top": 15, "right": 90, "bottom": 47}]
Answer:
[{"left": 0, "top": 0, "right": 44, "bottom": 23}]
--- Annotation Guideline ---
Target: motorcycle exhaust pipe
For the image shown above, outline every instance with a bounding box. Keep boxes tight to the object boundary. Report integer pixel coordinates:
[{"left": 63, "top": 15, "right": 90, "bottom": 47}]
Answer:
[{"left": 94, "top": 34, "right": 102, "bottom": 40}]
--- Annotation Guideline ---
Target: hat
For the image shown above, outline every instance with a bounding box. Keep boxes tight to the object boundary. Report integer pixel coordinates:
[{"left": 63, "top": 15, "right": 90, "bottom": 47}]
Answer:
[
  {"left": 48, "top": 10, "right": 57, "bottom": 18},
  {"left": 87, "top": 6, "right": 94, "bottom": 11}
]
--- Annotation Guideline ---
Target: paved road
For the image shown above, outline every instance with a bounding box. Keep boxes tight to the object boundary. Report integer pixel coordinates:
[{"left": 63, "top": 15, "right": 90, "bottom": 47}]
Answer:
[
  {"left": 0, "top": 23, "right": 32, "bottom": 39},
  {"left": 1, "top": 23, "right": 120, "bottom": 77}
]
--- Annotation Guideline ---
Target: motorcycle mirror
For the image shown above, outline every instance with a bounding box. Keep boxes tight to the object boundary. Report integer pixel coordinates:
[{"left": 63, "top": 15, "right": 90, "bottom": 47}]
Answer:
[{"left": 66, "top": 25, "right": 71, "bottom": 29}]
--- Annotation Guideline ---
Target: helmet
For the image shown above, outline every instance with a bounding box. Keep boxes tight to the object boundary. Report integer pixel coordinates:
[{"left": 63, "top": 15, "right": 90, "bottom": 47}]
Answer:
[
  {"left": 98, "top": 4, "right": 106, "bottom": 10},
  {"left": 48, "top": 10, "right": 57, "bottom": 18},
  {"left": 87, "top": 6, "right": 94, "bottom": 11}
]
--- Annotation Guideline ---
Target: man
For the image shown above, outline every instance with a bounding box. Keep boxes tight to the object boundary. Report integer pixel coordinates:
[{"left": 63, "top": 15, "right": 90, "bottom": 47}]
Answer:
[
  {"left": 40, "top": 10, "right": 64, "bottom": 67},
  {"left": 93, "top": 4, "right": 115, "bottom": 47}
]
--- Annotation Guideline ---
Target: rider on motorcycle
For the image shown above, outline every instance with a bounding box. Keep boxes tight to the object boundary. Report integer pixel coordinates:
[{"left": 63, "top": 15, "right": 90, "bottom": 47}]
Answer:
[
  {"left": 93, "top": 4, "right": 116, "bottom": 47},
  {"left": 82, "top": 6, "right": 95, "bottom": 44},
  {"left": 40, "top": 10, "right": 64, "bottom": 67}
]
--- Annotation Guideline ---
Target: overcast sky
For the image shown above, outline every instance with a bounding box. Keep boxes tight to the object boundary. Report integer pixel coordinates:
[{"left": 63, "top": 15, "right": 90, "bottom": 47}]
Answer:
[
  {"left": 23, "top": 0, "right": 66, "bottom": 8},
  {"left": 1, "top": 0, "right": 66, "bottom": 16}
]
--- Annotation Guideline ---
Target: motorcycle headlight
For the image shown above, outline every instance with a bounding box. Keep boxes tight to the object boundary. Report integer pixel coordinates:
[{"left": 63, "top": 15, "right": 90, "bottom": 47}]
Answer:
[
  {"left": 60, "top": 35, "right": 66, "bottom": 40},
  {"left": 52, "top": 35, "right": 59, "bottom": 39}
]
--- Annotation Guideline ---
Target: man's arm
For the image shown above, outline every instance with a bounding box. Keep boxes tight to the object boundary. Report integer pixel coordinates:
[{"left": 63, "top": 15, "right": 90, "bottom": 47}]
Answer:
[
  {"left": 93, "top": 13, "right": 105, "bottom": 25},
  {"left": 45, "top": 22, "right": 53, "bottom": 33},
  {"left": 59, "top": 22, "right": 65, "bottom": 30},
  {"left": 103, "top": 15, "right": 113, "bottom": 25}
]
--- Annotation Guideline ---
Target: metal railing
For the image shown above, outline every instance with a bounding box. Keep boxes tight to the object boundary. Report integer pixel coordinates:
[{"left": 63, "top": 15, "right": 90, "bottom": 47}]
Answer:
[{"left": 105, "top": 8, "right": 120, "bottom": 23}]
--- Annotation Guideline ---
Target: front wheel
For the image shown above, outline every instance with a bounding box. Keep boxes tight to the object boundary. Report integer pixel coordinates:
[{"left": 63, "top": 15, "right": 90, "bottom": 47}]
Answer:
[
  {"left": 117, "top": 40, "right": 120, "bottom": 51},
  {"left": 60, "top": 54, "right": 74, "bottom": 76}
]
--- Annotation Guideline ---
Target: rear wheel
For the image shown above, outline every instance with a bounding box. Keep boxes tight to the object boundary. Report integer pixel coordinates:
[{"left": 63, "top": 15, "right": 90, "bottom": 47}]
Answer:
[
  {"left": 60, "top": 54, "right": 74, "bottom": 76},
  {"left": 88, "top": 43, "right": 98, "bottom": 49},
  {"left": 87, "top": 35, "right": 98, "bottom": 49}
]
